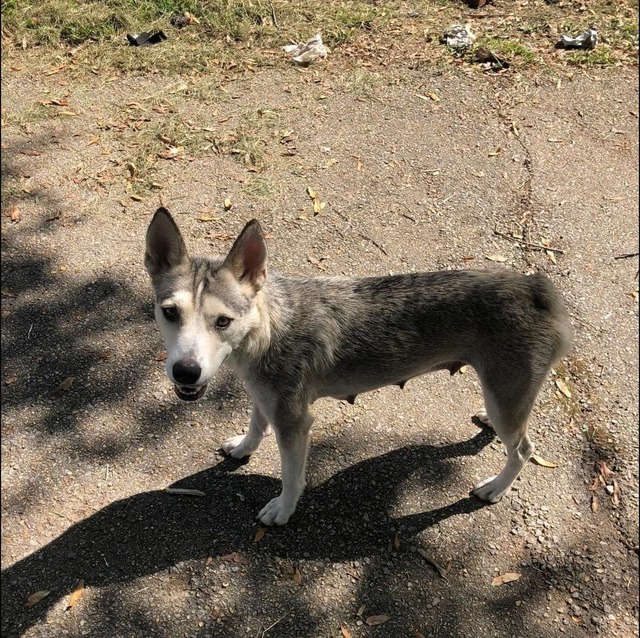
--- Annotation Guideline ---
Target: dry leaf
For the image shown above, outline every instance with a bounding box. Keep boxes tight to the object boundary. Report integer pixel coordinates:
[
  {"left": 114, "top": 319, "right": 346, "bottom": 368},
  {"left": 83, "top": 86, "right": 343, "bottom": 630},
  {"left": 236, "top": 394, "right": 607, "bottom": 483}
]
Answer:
[
  {"left": 164, "top": 488, "right": 206, "bottom": 497},
  {"left": 531, "top": 455, "right": 559, "bottom": 468},
  {"left": 312, "top": 198, "right": 326, "bottom": 215},
  {"left": 326, "top": 158, "right": 338, "bottom": 167},
  {"left": 66, "top": 579, "right": 85, "bottom": 610},
  {"left": 341, "top": 625, "right": 353, "bottom": 638},
  {"left": 5, "top": 375, "right": 16, "bottom": 385},
  {"left": 293, "top": 567, "right": 302, "bottom": 584},
  {"left": 546, "top": 249, "right": 557, "bottom": 265},
  {"left": 1, "top": 288, "right": 16, "bottom": 297},
  {"left": 25, "top": 590, "right": 51, "bottom": 608},
  {"left": 597, "top": 461, "right": 612, "bottom": 481},
  {"left": 393, "top": 534, "right": 401, "bottom": 551},
  {"left": 491, "top": 572, "right": 521, "bottom": 586},
  {"left": 555, "top": 378, "right": 571, "bottom": 398},
  {"left": 428, "top": 93, "right": 440, "bottom": 102},
  {"left": 154, "top": 352, "right": 168, "bottom": 361},
  {"left": 198, "top": 215, "right": 219, "bottom": 222},
  {"left": 223, "top": 198, "right": 232, "bottom": 210},
  {"left": 306, "top": 187, "right": 317, "bottom": 199},
  {"left": 254, "top": 527, "right": 267, "bottom": 542},
  {"left": 486, "top": 255, "right": 508, "bottom": 263},
  {"left": 57, "top": 377, "right": 74, "bottom": 392},
  {"left": 356, "top": 605, "right": 366, "bottom": 617},
  {"left": 417, "top": 549, "right": 449, "bottom": 580},
  {"left": 366, "top": 615, "right": 391, "bottom": 626},
  {"left": 10, "top": 206, "right": 21, "bottom": 222},
  {"left": 488, "top": 147, "right": 502, "bottom": 156},
  {"left": 130, "top": 194, "right": 143, "bottom": 202},
  {"left": 591, "top": 494, "right": 599, "bottom": 512},
  {"left": 415, "top": 632, "right": 427, "bottom": 638},
  {"left": 612, "top": 479, "right": 621, "bottom": 507}
]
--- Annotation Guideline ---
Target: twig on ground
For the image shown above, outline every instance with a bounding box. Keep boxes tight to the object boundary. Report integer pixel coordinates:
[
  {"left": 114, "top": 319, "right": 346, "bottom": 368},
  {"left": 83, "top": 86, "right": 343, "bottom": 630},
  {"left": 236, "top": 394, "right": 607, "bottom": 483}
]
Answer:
[
  {"left": 359, "top": 233, "right": 388, "bottom": 255},
  {"left": 270, "top": 3, "right": 279, "bottom": 28},
  {"left": 260, "top": 608, "right": 293, "bottom": 637},
  {"left": 493, "top": 228, "right": 564, "bottom": 254},
  {"left": 614, "top": 252, "right": 639, "bottom": 260}
]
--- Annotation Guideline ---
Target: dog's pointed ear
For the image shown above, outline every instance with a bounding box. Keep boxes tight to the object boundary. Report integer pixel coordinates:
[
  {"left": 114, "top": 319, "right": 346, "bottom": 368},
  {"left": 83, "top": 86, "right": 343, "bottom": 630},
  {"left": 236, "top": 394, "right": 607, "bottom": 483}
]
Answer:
[
  {"left": 145, "top": 207, "right": 189, "bottom": 277},
  {"left": 223, "top": 219, "right": 267, "bottom": 290}
]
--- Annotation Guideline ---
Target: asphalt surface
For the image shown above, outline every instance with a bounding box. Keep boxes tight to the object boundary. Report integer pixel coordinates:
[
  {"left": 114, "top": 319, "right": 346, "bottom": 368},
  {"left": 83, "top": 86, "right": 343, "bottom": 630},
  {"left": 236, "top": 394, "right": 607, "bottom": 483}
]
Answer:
[{"left": 1, "top": 62, "right": 638, "bottom": 638}]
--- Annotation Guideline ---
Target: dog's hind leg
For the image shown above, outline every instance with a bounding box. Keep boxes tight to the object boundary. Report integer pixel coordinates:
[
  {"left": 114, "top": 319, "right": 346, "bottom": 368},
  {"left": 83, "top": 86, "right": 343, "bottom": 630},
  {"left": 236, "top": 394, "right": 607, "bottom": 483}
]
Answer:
[
  {"left": 472, "top": 369, "right": 544, "bottom": 503},
  {"left": 222, "top": 406, "right": 271, "bottom": 459},
  {"left": 258, "top": 408, "right": 313, "bottom": 526}
]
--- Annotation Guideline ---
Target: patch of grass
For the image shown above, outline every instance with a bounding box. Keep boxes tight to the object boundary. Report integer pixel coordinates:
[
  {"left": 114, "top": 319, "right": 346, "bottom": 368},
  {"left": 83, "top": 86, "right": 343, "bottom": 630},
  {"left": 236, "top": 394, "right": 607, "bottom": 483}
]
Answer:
[
  {"left": 566, "top": 46, "right": 620, "bottom": 67},
  {"left": 242, "top": 176, "right": 276, "bottom": 198},
  {"left": 474, "top": 37, "right": 537, "bottom": 65},
  {"left": 339, "top": 67, "right": 382, "bottom": 96},
  {"left": 1, "top": 0, "right": 637, "bottom": 75}
]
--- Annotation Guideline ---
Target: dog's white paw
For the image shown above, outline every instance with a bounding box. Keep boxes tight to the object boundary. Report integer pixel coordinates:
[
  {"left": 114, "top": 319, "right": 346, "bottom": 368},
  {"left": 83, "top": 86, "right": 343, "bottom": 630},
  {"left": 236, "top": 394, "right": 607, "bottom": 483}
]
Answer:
[
  {"left": 221, "top": 434, "right": 254, "bottom": 459},
  {"left": 473, "top": 475, "right": 506, "bottom": 503},
  {"left": 258, "top": 495, "right": 295, "bottom": 526},
  {"left": 475, "top": 407, "right": 492, "bottom": 427}
]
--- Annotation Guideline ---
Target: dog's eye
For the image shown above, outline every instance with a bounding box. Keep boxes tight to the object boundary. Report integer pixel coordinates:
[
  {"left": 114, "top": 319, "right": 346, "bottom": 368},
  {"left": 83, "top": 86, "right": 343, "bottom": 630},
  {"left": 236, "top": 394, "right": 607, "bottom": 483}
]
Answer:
[
  {"left": 215, "top": 316, "right": 232, "bottom": 329},
  {"left": 161, "top": 306, "right": 179, "bottom": 322}
]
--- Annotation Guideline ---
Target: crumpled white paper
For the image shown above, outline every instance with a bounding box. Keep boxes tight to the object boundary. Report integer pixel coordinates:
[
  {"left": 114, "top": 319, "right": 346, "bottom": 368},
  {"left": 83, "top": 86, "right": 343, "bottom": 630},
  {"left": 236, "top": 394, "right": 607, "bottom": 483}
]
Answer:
[{"left": 283, "top": 33, "right": 330, "bottom": 64}]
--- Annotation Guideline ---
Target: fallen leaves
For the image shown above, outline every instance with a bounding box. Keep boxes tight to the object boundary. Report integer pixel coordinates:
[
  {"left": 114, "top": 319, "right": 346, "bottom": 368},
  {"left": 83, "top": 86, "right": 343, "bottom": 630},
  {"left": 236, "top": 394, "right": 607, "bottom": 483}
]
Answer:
[
  {"left": 485, "top": 254, "right": 508, "bottom": 263},
  {"left": 341, "top": 624, "right": 353, "bottom": 638},
  {"left": 65, "top": 579, "right": 85, "bottom": 610},
  {"left": 491, "top": 572, "right": 521, "bottom": 586},
  {"left": 25, "top": 590, "right": 50, "bottom": 608},
  {"left": 306, "top": 186, "right": 326, "bottom": 215},
  {"left": 417, "top": 548, "right": 449, "bottom": 580},
  {"left": 555, "top": 378, "right": 572, "bottom": 398},
  {"left": 365, "top": 614, "right": 391, "bottom": 626},
  {"left": 254, "top": 527, "right": 267, "bottom": 542},
  {"left": 10, "top": 205, "right": 21, "bottom": 222},
  {"left": 56, "top": 376, "right": 74, "bottom": 392},
  {"left": 531, "top": 455, "right": 559, "bottom": 468}
]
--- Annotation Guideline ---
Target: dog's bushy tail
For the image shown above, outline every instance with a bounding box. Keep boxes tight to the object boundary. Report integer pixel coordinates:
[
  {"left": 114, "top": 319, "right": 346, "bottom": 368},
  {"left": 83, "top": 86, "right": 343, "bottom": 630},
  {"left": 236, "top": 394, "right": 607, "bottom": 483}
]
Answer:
[{"left": 529, "top": 273, "right": 573, "bottom": 362}]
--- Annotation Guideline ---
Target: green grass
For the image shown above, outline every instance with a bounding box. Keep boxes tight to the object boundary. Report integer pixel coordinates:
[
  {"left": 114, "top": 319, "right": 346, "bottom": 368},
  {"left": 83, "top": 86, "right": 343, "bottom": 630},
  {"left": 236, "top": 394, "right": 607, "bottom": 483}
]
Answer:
[{"left": 1, "top": 0, "right": 637, "bottom": 75}]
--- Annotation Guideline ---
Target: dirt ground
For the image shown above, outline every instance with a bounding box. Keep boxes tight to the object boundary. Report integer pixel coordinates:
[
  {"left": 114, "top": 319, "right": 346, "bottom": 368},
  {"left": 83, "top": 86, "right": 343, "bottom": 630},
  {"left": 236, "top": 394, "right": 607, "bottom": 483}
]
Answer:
[{"left": 1, "top": 46, "right": 638, "bottom": 638}]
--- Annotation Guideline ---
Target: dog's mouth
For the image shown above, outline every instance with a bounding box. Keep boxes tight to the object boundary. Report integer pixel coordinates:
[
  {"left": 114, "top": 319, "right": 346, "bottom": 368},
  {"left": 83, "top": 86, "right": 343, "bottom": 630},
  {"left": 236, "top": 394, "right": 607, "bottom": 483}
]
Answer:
[{"left": 174, "top": 384, "right": 208, "bottom": 402}]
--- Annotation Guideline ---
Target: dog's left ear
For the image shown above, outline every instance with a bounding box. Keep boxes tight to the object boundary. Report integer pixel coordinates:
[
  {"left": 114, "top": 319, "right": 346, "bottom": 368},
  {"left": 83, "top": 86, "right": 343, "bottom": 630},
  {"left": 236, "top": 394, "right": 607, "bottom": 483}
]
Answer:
[{"left": 223, "top": 219, "right": 268, "bottom": 290}]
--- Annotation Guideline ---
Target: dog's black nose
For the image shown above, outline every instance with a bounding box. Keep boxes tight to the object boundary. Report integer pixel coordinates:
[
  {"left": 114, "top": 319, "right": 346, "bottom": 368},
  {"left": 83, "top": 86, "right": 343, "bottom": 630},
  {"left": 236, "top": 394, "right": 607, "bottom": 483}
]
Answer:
[{"left": 172, "top": 360, "right": 201, "bottom": 385}]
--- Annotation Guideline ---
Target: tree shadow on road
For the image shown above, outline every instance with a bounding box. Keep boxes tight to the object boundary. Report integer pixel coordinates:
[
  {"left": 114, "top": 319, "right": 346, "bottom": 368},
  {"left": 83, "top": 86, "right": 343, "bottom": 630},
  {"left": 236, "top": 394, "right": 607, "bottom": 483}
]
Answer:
[{"left": 1, "top": 429, "right": 495, "bottom": 637}]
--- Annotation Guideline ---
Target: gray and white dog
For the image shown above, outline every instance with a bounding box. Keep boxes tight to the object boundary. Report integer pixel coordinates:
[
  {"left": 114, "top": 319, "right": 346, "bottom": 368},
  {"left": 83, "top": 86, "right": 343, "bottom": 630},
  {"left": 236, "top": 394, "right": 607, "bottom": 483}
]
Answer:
[{"left": 145, "top": 207, "right": 572, "bottom": 525}]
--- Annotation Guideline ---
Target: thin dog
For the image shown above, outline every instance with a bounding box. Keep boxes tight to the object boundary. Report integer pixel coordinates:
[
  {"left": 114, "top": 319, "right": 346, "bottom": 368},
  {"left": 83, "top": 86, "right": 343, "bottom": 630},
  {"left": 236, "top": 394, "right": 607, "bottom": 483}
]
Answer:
[{"left": 145, "top": 208, "right": 572, "bottom": 525}]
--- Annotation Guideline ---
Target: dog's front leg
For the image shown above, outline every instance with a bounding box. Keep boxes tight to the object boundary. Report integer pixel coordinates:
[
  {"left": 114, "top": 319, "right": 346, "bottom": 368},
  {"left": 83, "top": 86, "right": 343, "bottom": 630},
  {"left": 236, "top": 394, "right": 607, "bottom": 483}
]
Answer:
[
  {"left": 258, "top": 410, "right": 313, "bottom": 526},
  {"left": 222, "top": 406, "right": 271, "bottom": 458}
]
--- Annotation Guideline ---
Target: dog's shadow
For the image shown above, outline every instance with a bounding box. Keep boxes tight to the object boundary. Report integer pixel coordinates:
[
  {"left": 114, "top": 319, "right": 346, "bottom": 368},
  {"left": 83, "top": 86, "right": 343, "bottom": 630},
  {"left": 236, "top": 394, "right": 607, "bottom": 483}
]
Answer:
[{"left": 1, "top": 427, "right": 494, "bottom": 635}]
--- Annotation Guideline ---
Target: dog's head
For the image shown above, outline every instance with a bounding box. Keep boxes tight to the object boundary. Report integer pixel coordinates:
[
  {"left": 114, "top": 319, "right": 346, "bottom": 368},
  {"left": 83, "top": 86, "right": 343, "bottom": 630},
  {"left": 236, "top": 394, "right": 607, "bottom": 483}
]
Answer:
[{"left": 145, "top": 207, "right": 267, "bottom": 401}]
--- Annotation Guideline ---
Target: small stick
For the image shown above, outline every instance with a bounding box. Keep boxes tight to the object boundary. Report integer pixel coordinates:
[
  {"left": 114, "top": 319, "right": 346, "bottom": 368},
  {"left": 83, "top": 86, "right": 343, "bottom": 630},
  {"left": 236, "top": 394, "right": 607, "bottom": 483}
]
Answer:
[
  {"left": 260, "top": 608, "right": 293, "bottom": 637},
  {"left": 359, "top": 233, "right": 388, "bottom": 256},
  {"left": 493, "top": 229, "right": 565, "bottom": 254},
  {"left": 614, "top": 252, "right": 639, "bottom": 260},
  {"left": 270, "top": 3, "right": 279, "bottom": 28}
]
